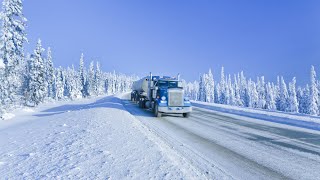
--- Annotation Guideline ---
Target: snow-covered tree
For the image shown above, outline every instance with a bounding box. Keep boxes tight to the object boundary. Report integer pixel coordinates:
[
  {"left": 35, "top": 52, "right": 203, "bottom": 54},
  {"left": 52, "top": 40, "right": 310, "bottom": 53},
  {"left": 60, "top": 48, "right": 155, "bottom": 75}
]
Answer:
[
  {"left": 219, "top": 67, "right": 226, "bottom": 104},
  {"left": 265, "top": 82, "right": 276, "bottom": 110},
  {"left": 94, "top": 62, "right": 103, "bottom": 95},
  {"left": 287, "top": 77, "right": 299, "bottom": 113},
  {"left": 214, "top": 83, "right": 220, "bottom": 103},
  {"left": 88, "top": 61, "right": 95, "bottom": 96},
  {"left": 248, "top": 79, "right": 258, "bottom": 108},
  {"left": 205, "top": 69, "right": 215, "bottom": 103},
  {"left": 0, "top": 0, "right": 28, "bottom": 107},
  {"left": 55, "top": 67, "right": 64, "bottom": 100},
  {"left": 25, "top": 39, "right": 46, "bottom": 106},
  {"left": 297, "top": 87, "right": 305, "bottom": 114},
  {"left": 257, "top": 76, "right": 266, "bottom": 109},
  {"left": 302, "top": 85, "right": 311, "bottom": 114},
  {"left": 239, "top": 71, "right": 247, "bottom": 106},
  {"left": 198, "top": 74, "right": 206, "bottom": 101},
  {"left": 234, "top": 74, "right": 242, "bottom": 106},
  {"left": 308, "top": 66, "right": 319, "bottom": 115},
  {"left": 228, "top": 74, "right": 235, "bottom": 105},
  {"left": 275, "top": 76, "right": 281, "bottom": 110},
  {"left": 279, "top": 77, "right": 289, "bottom": 111},
  {"left": 46, "top": 47, "right": 55, "bottom": 99},
  {"left": 79, "top": 53, "right": 88, "bottom": 97}
]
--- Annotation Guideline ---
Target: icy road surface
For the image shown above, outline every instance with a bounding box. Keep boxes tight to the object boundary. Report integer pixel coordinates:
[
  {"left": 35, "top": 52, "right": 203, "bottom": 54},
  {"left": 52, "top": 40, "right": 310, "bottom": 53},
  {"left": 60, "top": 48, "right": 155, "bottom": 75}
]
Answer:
[
  {"left": 122, "top": 95, "right": 320, "bottom": 180},
  {"left": 0, "top": 95, "right": 203, "bottom": 179}
]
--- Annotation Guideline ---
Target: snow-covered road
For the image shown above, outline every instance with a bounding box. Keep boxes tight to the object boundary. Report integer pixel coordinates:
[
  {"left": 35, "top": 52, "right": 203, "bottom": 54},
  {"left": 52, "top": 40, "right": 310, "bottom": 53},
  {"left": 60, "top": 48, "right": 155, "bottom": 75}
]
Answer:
[
  {"left": 1, "top": 94, "right": 320, "bottom": 179},
  {"left": 122, "top": 96, "right": 320, "bottom": 180}
]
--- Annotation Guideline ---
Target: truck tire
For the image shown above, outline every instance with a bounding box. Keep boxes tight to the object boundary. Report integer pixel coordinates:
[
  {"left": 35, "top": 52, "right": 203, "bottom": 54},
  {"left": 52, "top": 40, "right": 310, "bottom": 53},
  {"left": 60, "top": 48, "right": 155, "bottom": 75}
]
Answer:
[
  {"left": 154, "top": 104, "right": 162, "bottom": 117},
  {"left": 183, "top": 113, "right": 190, "bottom": 118},
  {"left": 139, "top": 99, "right": 143, "bottom": 108},
  {"left": 139, "top": 99, "right": 146, "bottom": 109}
]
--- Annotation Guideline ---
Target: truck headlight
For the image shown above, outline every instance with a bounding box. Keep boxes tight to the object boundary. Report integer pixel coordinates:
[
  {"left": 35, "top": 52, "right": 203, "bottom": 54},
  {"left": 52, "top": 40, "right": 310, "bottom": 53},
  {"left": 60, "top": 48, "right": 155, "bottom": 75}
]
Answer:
[{"left": 161, "top": 96, "right": 166, "bottom": 101}]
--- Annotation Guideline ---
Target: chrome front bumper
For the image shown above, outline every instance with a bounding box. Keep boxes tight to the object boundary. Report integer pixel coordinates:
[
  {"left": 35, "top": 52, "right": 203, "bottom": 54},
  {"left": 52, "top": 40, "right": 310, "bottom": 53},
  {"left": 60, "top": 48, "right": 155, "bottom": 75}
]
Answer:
[{"left": 158, "top": 106, "right": 192, "bottom": 114}]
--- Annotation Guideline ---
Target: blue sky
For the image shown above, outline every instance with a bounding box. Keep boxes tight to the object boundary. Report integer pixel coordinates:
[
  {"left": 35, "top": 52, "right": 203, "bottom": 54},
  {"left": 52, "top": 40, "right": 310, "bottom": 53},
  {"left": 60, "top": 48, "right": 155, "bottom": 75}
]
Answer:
[{"left": 24, "top": 0, "right": 320, "bottom": 85}]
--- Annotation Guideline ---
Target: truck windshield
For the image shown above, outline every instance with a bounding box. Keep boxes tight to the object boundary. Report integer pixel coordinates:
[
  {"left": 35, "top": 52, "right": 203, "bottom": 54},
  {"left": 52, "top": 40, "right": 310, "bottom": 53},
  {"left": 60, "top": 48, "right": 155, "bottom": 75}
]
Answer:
[{"left": 158, "top": 81, "right": 178, "bottom": 88}]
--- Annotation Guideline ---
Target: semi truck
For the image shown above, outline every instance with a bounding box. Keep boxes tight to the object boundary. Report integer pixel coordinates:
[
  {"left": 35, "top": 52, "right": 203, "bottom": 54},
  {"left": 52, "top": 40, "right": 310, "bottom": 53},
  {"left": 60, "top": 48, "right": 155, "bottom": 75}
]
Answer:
[{"left": 131, "top": 73, "right": 192, "bottom": 118}]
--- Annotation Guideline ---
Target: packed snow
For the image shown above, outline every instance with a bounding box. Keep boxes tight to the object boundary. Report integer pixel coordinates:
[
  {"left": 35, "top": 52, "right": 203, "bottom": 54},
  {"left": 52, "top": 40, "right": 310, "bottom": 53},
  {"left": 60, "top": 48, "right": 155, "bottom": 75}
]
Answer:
[
  {"left": 122, "top": 94, "right": 320, "bottom": 180},
  {"left": 0, "top": 60, "right": 4, "bottom": 69},
  {"left": 0, "top": 95, "right": 202, "bottom": 179}
]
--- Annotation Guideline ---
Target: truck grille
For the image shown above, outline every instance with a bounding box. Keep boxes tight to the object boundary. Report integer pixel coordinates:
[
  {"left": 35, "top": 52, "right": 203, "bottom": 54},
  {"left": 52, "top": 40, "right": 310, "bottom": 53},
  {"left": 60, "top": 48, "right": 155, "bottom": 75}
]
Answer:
[{"left": 168, "top": 90, "right": 184, "bottom": 106}]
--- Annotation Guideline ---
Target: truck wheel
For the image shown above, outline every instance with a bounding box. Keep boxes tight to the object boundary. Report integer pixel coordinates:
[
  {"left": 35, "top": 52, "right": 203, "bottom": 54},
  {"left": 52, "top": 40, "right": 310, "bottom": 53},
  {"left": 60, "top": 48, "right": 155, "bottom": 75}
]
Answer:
[
  {"left": 183, "top": 113, "right": 190, "bottom": 118},
  {"left": 154, "top": 104, "right": 162, "bottom": 117}
]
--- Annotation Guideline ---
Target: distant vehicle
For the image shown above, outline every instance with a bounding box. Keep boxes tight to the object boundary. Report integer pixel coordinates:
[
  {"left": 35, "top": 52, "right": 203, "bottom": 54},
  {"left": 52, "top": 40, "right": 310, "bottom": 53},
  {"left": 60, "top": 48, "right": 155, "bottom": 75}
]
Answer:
[{"left": 131, "top": 73, "right": 192, "bottom": 118}]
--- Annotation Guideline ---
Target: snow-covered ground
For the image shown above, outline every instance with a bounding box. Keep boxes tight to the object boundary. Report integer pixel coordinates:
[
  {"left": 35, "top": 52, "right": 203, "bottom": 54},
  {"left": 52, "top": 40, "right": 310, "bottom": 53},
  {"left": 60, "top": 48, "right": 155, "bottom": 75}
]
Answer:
[
  {"left": 0, "top": 95, "right": 203, "bottom": 179},
  {"left": 192, "top": 101, "right": 320, "bottom": 131},
  {"left": 1, "top": 93, "right": 320, "bottom": 179}
]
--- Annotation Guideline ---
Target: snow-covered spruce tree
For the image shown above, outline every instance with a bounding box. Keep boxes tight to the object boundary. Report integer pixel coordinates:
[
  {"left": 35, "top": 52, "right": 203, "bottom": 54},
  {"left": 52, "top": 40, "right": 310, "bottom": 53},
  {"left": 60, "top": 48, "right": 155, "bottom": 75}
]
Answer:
[
  {"left": 275, "top": 76, "right": 281, "bottom": 110},
  {"left": 185, "top": 81, "right": 197, "bottom": 100},
  {"left": 0, "top": 0, "right": 28, "bottom": 107},
  {"left": 219, "top": 67, "right": 226, "bottom": 104},
  {"left": 25, "top": 39, "right": 47, "bottom": 106},
  {"left": 308, "top": 66, "right": 319, "bottom": 115},
  {"left": 249, "top": 79, "right": 258, "bottom": 108},
  {"left": 257, "top": 76, "right": 266, "bottom": 109},
  {"left": 79, "top": 53, "right": 88, "bottom": 97},
  {"left": 198, "top": 74, "right": 206, "bottom": 101},
  {"left": 214, "top": 83, "right": 220, "bottom": 103},
  {"left": 69, "top": 65, "right": 82, "bottom": 99},
  {"left": 296, "top": 87, "right": 305, "bottom": 114},
  {"left": 94, "top": 61, "right": 103, "bottom": 95},
  {"left": 265, "top": 82, "right": 276, "bottom": 110},
  {"left": 111, "top": 71, "right": 116, "bottom": 94},
  {"left": 0, "top": 63, "right": 5, "bottom": 118},
  {"left": 205, "top": 69, "right": 215, "bottom": 103},
  {"left": 63, "top": 67, "right": 72, "bottom": 98},
  {"left": 88, "top": 61, "right": 95, "bottom": 96},
  {"left": 104, "top": 73, "right": 110, "bottom": 94},
  {"left": 234, "top": 74, "right": 242, "bottom": 106},
  {"left": 228, "top": 74, "right": 235, "bottom": 105},
  {"left": 45, "top": 47, "right": 56, "bottom": 99},
  {"left": 55, "top": 67, "right": 64, "bottom": 100},
  {"left": 247, "top": 79, "right": 253, "bottom": 107},
  {"left": 278, "top": 77, "right": 289, "bottom": 112},
  {"left": 303, "top": 85, "right": 311, "bottom": 114},
  {"left": 224, "top": 76, "right": 230, "bottom": 105},
  {"left": 287, "top": 77, "right": 299, "bottom": 113},
  {"left": 239, "top": 71, "right": 248, "bottom": 107},
  {"left": 192, "top": 80, "right": 199, "bottom": 101}
]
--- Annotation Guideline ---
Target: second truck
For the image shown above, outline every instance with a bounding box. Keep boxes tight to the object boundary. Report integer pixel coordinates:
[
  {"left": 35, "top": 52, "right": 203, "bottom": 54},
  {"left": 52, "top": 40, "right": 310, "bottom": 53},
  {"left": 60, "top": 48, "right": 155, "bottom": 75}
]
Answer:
[{"left": 131, "top": 73, "right": 192, "bottom": 118}]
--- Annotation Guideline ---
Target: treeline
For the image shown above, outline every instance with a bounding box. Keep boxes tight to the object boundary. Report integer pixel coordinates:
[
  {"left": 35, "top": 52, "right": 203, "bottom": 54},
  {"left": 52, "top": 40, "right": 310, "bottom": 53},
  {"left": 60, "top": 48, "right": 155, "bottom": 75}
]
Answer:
[
  {"left": 184, "top": 66, "right": 320, "bottom": 116},
  {"left": 0, "top": 0, "right": 136, "bottom": 119}
]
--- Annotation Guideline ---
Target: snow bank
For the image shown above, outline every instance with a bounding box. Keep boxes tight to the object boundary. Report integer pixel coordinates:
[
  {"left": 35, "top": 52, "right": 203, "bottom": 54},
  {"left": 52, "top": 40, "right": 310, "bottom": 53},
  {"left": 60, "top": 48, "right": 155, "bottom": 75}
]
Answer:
[
  {"left": 2, "top": 113, "right": 15, "bottom": 120},
  {"left": 192, "top": 101, "right": 320, "bottom": 131},
  {"left": 0, "top": 60, "right": 4, "bottom": 69},
  {"left": 22, "top": 108, "right": 35, "bottom": 113}
]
